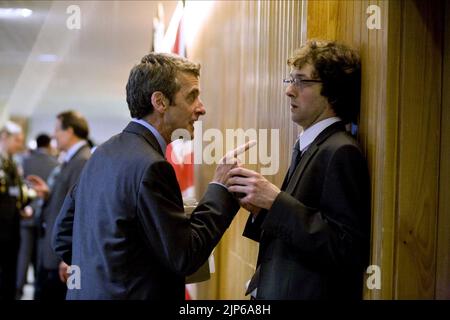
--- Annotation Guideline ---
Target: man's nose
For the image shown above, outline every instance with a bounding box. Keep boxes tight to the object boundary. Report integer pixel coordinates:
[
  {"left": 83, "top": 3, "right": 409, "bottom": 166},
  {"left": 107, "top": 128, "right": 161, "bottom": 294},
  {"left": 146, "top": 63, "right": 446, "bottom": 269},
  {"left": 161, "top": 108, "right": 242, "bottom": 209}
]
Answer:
[
  {"left": 285, "top": 84, "right": 297, "bottom": 98},
  {"left": 196, "top": 99, "right": 206, "bottom": 116}
]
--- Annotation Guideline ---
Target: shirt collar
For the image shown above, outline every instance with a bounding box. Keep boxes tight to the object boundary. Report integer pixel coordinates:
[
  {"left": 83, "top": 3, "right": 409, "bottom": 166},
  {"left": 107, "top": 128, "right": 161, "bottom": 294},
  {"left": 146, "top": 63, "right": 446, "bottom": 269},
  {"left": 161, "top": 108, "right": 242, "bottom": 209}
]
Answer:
[
  {"left": 298, "top": 117, "right": 342, "bottom": 152},
  {"left": 131, "top": 118, "right": 167, "bottom": 154},
  {"left": 64, "top": 140, "right": 87, "bottom": 163},
  {"left": 36, "top": 148, "right": 50, "bottom": 155}
]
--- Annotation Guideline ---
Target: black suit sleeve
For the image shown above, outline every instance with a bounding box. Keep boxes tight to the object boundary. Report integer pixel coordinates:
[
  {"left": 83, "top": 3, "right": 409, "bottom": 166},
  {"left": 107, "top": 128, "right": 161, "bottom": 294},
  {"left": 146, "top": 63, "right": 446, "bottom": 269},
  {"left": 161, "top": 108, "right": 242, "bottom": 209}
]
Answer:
[
  {"left": 52, "top": 184, "right": 77, "bottom": 265},
  {"left": 242, "top": 210, "right": 267, "bottom": 242},
  {"left": 137, "top": 160, "right": 240, "bottom": 276},
  {"left": 261, "top": 144, "right": 370, "bottom": 270}
]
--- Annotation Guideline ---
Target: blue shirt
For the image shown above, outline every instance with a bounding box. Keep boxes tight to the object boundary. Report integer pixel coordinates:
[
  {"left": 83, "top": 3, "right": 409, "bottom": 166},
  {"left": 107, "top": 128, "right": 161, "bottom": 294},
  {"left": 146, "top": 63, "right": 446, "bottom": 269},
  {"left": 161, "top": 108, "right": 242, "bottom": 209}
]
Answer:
[{"left": 64, "top": 140, "right": 87, "bottom": 163}]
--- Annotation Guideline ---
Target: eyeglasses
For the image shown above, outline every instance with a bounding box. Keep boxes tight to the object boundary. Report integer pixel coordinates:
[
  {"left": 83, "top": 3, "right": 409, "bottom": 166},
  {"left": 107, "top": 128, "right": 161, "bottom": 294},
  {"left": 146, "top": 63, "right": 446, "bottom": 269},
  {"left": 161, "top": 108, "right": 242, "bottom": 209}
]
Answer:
[{"left": 283, "top": 76, "right": 322, "bottom": 89}]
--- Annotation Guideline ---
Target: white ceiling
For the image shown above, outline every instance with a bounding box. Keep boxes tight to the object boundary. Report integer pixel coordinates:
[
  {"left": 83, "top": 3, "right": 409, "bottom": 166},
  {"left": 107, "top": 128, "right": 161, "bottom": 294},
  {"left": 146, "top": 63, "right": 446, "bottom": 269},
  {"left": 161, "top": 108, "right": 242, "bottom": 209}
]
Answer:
[{"left": 0, "top": 0, "right": 177, "bottom": 143}]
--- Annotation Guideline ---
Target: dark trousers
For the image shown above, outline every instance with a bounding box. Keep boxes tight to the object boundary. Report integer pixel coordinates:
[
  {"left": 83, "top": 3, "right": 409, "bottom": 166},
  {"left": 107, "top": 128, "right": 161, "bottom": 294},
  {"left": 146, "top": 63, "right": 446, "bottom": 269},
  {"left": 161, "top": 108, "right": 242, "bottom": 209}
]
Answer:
[
  {"left": 34, "top": 268, "right": 67, "bottom": 300},
  {"left": 16, "top": 225, "right": 37, "bottom": 297},
  {"left": 0, "top": 241, "right": 19, "bottom": 300}
]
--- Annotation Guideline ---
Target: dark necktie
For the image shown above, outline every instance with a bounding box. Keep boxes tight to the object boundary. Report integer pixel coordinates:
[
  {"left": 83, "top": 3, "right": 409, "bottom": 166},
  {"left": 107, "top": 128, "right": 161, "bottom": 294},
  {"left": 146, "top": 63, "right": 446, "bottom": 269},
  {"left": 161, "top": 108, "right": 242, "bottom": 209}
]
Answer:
[{"left": 287, "top": 139, "right": 302, "bottom": 181}]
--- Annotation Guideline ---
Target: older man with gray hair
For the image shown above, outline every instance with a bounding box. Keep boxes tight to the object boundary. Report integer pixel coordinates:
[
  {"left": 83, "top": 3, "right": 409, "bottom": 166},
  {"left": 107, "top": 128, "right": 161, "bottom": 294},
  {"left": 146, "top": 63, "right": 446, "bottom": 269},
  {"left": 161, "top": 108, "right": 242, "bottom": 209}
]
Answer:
[{"left": 0, "top": 121, "right": 26, "bottom": 300}]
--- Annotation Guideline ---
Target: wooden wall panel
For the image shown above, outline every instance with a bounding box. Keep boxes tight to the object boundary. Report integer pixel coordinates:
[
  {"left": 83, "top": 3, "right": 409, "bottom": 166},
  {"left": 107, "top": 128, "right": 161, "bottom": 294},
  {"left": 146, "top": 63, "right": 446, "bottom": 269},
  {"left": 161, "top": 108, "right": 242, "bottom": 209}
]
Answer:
[
  {"left": 436, "top": 0, "right": 450, "bottom": 300},
  {"left": 186, "top": 0, "right": 448, "bottom": 300},
  {"left": 307, "top": 0, "right": 447, "bottom": 299},
  {"left": 307, "top": 0, "right": 391, "bottom": 299},
  {"left": 380, "top": 0, "right": 401, "bottom": 300},
  {"left": 394, "top": 0, "right": 443, "bottom": 299},
  {"left": 188, "top": 0, "right": 304, "bottom": 299}
]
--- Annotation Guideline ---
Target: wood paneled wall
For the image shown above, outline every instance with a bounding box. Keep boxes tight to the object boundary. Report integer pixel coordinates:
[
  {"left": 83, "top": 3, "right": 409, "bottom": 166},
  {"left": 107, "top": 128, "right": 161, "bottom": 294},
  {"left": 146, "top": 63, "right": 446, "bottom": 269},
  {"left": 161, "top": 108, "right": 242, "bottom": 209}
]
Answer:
[
  {"left": 308, "top": 0, "right": 448, "bottom": 299},
  {"left": 394, "top": 0, "right": 444, "bottom": 299},
  {"left": 436, "top": 0, "right": 450, "bottom": 300},
  {"left": 188, "top": 0, "right": 304, "bottom": 299},
  {"left": 307, "top": 0, "right": 387, "bottom": 299},
  {"left": 187, "top": 0, "right": 449, "bottom": 299}
]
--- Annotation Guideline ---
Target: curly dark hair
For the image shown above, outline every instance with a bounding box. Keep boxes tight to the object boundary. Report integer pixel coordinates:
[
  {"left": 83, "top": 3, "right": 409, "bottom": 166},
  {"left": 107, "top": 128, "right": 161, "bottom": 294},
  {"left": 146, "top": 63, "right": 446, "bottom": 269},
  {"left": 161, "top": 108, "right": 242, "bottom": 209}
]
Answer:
[
  {"left": 288, "top": 40, "right": 361, "bottom": 124},
  {"left": 126, "top": 53, "right": 201, "bottom": 119}
]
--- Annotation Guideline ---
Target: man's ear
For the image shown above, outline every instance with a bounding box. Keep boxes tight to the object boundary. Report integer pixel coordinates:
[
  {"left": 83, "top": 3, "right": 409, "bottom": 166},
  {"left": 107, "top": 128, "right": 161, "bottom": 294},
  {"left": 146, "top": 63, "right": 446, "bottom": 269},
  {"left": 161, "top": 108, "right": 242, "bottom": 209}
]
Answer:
[
  {"left": 151, "top": 91, "right": 168, "bottom": 114},
  {"left": 66, "top": 126, "right": 75, "bottom": 137}
]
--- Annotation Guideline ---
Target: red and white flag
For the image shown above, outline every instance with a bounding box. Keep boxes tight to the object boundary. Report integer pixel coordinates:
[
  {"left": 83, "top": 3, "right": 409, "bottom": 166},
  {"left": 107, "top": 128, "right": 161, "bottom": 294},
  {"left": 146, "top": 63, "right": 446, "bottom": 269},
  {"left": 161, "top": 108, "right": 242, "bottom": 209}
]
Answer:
[
  {"left": 155, "top": 1, "right": 197, "bottom": 300},
  {"left": 164, "top": 1, "right": 195, "bottom": 201}
]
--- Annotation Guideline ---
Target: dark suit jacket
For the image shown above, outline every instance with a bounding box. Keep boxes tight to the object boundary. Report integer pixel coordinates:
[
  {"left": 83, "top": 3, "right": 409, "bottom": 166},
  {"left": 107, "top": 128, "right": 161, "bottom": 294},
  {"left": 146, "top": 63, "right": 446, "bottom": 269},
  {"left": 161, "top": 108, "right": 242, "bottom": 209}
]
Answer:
[
  {"left": 22, "top": 149, "right": 59, "bottom": 182},
  {"left": 0, "top": 156, "right": 22, "bottom": 244},
  {"left": 52, "top": 122, "right": 240, "bottom": 300},
  {"left": 39, "top": 144, "right": 90, "bottom": 270},
  {"left": 21, "top": 149, "right": 59, "bottom": 228},
  {"left": 243, "top": 121, "right": 371, "bottom": 300}
]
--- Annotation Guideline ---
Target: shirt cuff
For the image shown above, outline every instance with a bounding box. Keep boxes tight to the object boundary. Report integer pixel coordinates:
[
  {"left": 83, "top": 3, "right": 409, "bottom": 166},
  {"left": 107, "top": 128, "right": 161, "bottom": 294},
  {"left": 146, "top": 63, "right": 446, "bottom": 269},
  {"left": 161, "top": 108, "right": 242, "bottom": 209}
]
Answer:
[{"left": 209, "top": 181, "right": 227, "bottom": 190}]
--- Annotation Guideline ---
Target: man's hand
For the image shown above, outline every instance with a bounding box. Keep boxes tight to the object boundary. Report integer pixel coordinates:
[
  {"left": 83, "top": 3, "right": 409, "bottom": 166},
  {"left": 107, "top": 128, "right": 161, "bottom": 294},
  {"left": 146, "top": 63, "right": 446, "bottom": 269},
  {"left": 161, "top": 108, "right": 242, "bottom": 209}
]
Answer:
[
  {"left": 227, "top": 167, "right": 281, "bottom": 210},
  {"left": 19, "top": 206, "right": 34, "bottom": 219},
  {"left": 58, "top": 261, "right": 70, "bottom": 283},
  {"left": 26, "top": 175, "right": 49, "bottom": 199},
  {"left": 212, "top": 140, "right": 257, "bottom": 185}
]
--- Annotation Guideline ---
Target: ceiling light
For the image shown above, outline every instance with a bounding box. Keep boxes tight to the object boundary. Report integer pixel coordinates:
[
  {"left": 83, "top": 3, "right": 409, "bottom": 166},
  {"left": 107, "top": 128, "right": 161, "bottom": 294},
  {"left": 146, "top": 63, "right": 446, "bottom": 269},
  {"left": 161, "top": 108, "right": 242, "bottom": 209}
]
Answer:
[
  {"left": 37, "top": 54, "right": 59, "bottom": 62},
  {"left": 0, "top": 8, "right": 33, "bottom": 18}
]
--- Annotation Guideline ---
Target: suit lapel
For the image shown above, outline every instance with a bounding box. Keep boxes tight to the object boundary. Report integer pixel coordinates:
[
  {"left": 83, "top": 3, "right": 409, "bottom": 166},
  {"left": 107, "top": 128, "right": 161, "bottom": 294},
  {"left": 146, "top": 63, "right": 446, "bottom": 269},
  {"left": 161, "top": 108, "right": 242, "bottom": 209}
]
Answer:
[
  {"left": 285, "top": 144, "right": 318, "bottom": 194},
  {"left": 69, "top": 144, "right": 90, "bottom": 163},
  {"left": 284, "top": 121, "right": 346, "bottom": 194},
  {"left": 280, "top": 170, "right": 290, "bottom": 191},
  {"left": 123, "top": 122, "right": 165, "bottom": 157}
]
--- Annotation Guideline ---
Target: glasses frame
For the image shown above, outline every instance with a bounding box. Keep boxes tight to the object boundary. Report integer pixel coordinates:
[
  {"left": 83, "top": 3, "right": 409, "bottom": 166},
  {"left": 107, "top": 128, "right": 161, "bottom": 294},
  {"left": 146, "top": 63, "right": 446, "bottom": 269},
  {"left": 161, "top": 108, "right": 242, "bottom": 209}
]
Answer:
[{"left": 283, "top": 76, "right": 322, "bottom": 89}]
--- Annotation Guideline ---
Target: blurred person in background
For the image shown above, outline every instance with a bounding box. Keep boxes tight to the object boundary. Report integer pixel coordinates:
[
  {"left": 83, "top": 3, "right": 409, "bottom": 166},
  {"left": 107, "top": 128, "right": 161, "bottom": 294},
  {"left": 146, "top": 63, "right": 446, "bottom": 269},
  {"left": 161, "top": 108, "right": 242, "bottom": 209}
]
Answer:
[
  {"left": 15, "top": 133, "right": 58, "bottom": 299},
  {"left": 0, "top": 121, "right": 28, "bottom": 300},
  {"left": 27, "top": 111, "right": 90, "bottom": 300}
]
